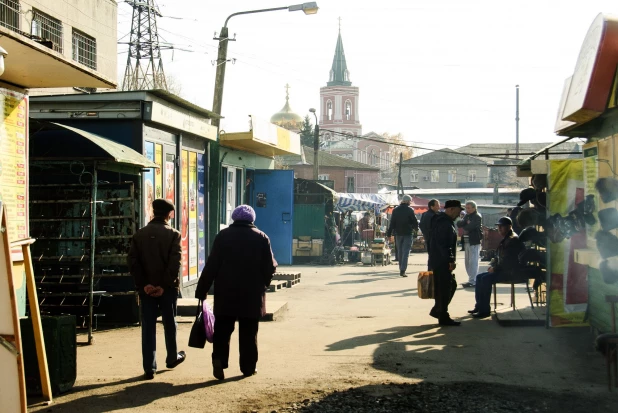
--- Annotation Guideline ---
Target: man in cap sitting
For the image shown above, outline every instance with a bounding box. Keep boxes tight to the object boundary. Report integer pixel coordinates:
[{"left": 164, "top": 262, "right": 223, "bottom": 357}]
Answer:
[
  {"left": 469, "top": 216, "right": 525, "bottom": 319},
  {"left": 387, "top": 194, "right": 419, "bottom": 277},
  {"left": 129, "top": 199, "right": 186, "bottom": 380}
]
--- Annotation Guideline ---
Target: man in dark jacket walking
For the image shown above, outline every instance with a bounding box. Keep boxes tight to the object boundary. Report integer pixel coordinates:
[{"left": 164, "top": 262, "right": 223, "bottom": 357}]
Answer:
[
  {"left": 387, "top": 195, "right": 419, "bottom": 277},
  {"left": 128, "top": 199, "right": 185, "bottom": 380},
  {"left": 457, "top": 201, "right": 483, "bottom": 288},
  {"left": 429, "top": 200, "right": 464, "bottom": 326},
  {"left": 469, "top": 217, "right": 525, "bottom": 318},
  {"left": 419, "top": 199, "right": 440, "bottom": 271},
  {"left": 195, "top": 205, "right": 277, "bottom": 380}
]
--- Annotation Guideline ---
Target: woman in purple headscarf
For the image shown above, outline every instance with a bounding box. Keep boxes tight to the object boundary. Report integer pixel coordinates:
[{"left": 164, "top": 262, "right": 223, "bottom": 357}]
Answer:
[{"left": 195, "top": 204, "right": 277, "bottom": 380}]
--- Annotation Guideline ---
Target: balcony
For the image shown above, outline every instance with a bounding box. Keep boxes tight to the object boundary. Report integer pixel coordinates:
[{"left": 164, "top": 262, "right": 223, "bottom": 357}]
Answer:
[{"left": 0, "top": 11, "right": 115, "bottom": 89}]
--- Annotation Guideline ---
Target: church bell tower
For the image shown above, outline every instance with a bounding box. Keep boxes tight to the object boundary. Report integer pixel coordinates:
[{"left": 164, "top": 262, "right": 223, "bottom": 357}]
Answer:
[{"left": 319, "top": 22, "right": 362, "bottom": 143}]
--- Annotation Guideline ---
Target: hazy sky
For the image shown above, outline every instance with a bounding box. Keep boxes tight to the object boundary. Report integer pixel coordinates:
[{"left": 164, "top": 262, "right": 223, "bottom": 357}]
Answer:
[{"left": 117, "top": 1, "right": 616, "bottom": 150}]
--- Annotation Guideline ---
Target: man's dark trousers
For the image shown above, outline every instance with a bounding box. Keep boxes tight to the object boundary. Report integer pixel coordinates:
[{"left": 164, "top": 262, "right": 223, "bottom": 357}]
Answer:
[
  {"left": 433, "top": 267, "right": 457, "bottom": 320},
  {"left": 474, "top": 271, "right": 499, "bottom": 313},
  {"left": 140, "top": 289, "right": 178, "bottom": 374},
  {"left": 213, "top": 315, "right": 259, "bottom": 375},
  {"left": 426, "top": 240, "right": 432, "bottom": 271}
]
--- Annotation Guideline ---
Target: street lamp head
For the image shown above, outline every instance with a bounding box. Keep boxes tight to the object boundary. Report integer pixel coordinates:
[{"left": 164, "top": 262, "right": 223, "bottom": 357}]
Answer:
[
  {"left": 309, "top": 108, "right": 318, "bottom": 122},
  {"left": 288, "top": 2, "right": 319, "bottom": 15}
]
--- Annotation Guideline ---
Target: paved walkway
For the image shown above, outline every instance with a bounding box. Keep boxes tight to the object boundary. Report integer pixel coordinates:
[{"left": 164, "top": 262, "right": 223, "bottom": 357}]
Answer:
[{"left": 29, "top": 253, "right": 611, "bottom": 412}]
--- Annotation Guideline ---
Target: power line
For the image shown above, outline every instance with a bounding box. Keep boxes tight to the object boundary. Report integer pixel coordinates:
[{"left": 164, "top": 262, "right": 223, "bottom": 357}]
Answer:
[{"left": 313, "top": 133, "right": 479, "bottom": 180}]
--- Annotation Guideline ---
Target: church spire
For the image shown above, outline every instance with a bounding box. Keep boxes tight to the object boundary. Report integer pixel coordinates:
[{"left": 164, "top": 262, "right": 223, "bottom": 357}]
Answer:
[{"left": 327, "top": 19, "right": 351, "bottom": 87}]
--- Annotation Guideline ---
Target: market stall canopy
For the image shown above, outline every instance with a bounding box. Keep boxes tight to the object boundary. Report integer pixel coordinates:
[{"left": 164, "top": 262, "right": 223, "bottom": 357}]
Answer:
[
  {"left": 29, "top": 122, "right": 158, "bottom": 174},
  {"left": 294, "top": 178, "right": 339, "bottom": 204},
  {"left": 383, "top": 196, "right": 444, "bottom": 214},
  {"left": 336, "top": 193, "right": 397, "bottom": 213}
]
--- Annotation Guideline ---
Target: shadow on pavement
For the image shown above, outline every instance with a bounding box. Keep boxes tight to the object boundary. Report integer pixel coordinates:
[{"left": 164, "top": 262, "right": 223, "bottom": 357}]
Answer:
[
  {"left": 327, "top": 276, "right": 402, "bottom": 285},
  {"left": 326, "top": 324, "right": 439, "bottom": 352},
  {"left": 28, "top": 374, "right": 246, "bottom": 412},
  {"left": 337, "top": 270, "right": 399, "bottom": 277},
  {"left": 290, "top": 382, "right": 614, "bottom": 412},
  {"left": 349, "top": 288, "right": 417, "bottom": 299}
]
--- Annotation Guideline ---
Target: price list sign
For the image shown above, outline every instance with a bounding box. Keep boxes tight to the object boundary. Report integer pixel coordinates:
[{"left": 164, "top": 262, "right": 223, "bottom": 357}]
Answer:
[{"left": 0, "top": 88, "right": 28, "bottom": 242}]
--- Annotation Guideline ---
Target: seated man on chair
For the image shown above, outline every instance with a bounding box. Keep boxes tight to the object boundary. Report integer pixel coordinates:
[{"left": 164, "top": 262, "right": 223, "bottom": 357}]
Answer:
[{"left": 469, "top": 216, "right": 525, "bottom": 318}]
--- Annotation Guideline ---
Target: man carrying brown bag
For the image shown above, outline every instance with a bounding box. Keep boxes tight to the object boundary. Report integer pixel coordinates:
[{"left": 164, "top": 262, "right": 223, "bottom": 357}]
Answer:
[{"left": 428, "top": 200, "right": 464, "bottom": 326}]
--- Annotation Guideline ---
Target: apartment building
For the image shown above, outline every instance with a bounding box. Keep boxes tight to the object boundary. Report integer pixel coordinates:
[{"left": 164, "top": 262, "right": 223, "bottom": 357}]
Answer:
[{"left": 0, "top": 0, "right": 117, "bottom": 91}]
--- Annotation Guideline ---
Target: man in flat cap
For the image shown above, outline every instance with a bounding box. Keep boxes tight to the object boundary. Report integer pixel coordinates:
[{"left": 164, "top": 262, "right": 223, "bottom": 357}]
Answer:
[
  {"left": 129, "top": 198, "right": 186, "bottom": 380},
  {"left": 429, "top": 200, "right": 463, "bottom": 326},
  {"left": 469, "top": 216, "right": 525, "bottom": 319}
]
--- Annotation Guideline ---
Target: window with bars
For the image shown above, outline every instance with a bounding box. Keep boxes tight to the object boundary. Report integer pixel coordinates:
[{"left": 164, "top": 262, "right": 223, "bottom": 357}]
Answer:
[
  {"left": 31, "top": 9, "right": 63, "bottom": 53},
  {"left": 72, "top": 29, "right": 97, "bottom": 70},
  {"left": 0, "top": 0, "right": 20, "bottom": 32}
]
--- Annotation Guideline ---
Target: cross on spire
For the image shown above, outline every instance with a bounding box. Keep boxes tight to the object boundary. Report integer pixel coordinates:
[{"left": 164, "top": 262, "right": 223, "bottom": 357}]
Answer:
[
  {"left": 338, "top": 16, "right": 342, "bottom": 32},
  {"left": 285, "top": 83, "right": 291, "bottom": 101}
]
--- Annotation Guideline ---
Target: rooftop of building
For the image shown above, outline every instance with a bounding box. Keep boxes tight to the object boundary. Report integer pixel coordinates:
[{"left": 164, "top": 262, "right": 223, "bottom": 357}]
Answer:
[{"left": 279, "top": 146, "right": 380, "bottom": 171}]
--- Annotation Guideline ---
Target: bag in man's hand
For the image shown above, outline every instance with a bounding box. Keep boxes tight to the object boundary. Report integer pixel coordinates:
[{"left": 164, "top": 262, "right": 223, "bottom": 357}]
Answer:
[
  {"left": 417, "top": 271, "right": 435, "bottom": 299},
  {"left": 188, "top": 300, "right": 207, "bottom": 348},
  {"left": 203, "top": 300, "right": 215, "bottom": 343}
]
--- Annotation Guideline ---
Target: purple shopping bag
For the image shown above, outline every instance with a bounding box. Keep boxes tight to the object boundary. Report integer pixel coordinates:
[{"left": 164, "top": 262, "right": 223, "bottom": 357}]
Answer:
[{"left": 203, "top": 301, "right": 215, "bottom": 343}]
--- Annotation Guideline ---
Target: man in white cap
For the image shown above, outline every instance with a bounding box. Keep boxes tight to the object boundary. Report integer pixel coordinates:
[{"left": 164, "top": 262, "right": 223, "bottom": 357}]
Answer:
[
  {"left": 387, "top": 195, "right": 419, "bottom": 277},
  {"left": 458, "top": 200, "right": 483, "bottom": 288}
]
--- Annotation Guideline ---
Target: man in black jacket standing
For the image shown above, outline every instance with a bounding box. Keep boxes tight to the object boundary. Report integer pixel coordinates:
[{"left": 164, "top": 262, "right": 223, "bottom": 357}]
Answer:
[
  {"left": 419, "top": 199, "right": 440, "bottom": 271},
  {"left": 429, "top": 200, "right": 464, "bottom": 326},
  {"left": 457, "top": 201, "right": 483, "bottom": 288},
  {"left": 128, "top": 199, "right": 185, "bottom": 380},
  {"left": 387, "top": 195, "right": 419, "bottom": 277}
]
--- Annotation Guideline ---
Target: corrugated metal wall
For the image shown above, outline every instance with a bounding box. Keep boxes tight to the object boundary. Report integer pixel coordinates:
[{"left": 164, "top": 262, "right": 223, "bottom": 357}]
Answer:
[{"left": 293, "top": 204, "right": 324, "bottom": 239}]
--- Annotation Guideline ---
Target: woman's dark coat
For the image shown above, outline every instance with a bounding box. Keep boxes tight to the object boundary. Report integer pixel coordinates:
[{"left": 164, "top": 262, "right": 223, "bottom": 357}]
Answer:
[{"left": 195, "top": 221, "right": 278, "bottom": 319}]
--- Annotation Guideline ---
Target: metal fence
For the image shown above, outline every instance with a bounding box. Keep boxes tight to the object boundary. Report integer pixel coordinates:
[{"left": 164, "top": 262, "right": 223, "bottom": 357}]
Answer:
[
  {"left": 0, "top": 0, "right": 20, "bottom": 32},
  {"left": 32, "top": 8, "right": 63, "bottom": 53},
  {"left": 72, "top": 29, "right": 96, "bottom": 69}
]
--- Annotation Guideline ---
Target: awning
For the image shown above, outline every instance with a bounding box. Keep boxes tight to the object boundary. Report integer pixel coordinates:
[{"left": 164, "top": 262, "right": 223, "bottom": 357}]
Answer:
[
  {"left": 30, "top": 122, "right": 158, "bottom": 172},
  {"left": 221, "top": 116, "right": 301, "bottom": 157},
  {"left": 517, "top": 136, "right": 581, "bottom": 175},
  {"left": 336, "top": 193, "right": 397, "bottom": 213}
]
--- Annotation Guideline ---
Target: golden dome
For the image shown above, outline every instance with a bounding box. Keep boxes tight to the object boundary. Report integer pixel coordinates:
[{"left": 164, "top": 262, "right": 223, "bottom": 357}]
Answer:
[{"left": 270, "top": 84, "right": 303, "bottom": 131}]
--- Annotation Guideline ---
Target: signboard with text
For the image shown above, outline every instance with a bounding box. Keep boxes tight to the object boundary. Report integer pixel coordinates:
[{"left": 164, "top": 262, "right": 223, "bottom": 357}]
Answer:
[{"left": 0, "top": 88, "right": 28, "bottom": 244}]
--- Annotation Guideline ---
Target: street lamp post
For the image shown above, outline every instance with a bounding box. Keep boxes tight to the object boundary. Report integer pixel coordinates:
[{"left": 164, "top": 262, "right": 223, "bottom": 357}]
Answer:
[
  {"left": 309, "top": 108, "right": 319, "bottom": 180},
  {"left": 208, "top": 3, "right": 318, "bottom": 250}
]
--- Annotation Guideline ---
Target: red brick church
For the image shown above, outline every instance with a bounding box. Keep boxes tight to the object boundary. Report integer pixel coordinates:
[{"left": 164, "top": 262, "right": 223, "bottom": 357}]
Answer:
[{"left": 319, "top": 27, "right": 391, "bottom": 173}]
